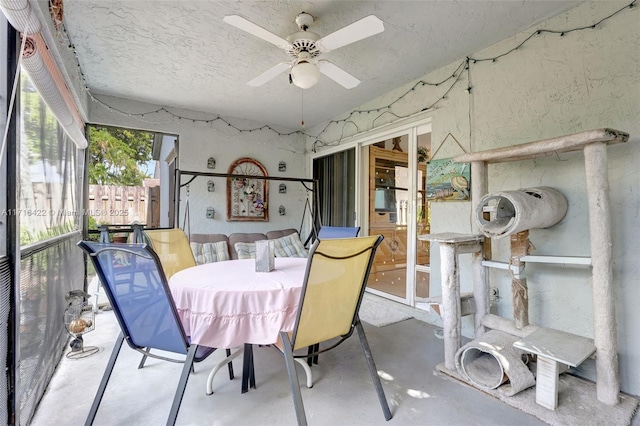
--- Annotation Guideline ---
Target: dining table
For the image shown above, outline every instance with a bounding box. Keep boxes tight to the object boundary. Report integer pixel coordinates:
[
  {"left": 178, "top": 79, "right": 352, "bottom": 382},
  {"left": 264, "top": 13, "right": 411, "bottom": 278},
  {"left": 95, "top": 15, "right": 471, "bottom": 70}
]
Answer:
[{"left": 168, "top": 257, "right": 308, "bottom": 393}]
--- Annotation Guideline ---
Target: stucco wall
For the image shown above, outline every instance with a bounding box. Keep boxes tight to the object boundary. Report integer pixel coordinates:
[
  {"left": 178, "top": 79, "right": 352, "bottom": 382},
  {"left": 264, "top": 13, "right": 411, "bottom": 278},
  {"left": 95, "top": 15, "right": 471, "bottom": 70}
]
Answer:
[
  {"left": 309, "top": 2, "right": 640, "bottom": 396},
  {"left": 88, "top": 96, "right": 309, "bottom": 236},
  {"left": 77, "top": 0, "right": 639, "bottom": 397}
]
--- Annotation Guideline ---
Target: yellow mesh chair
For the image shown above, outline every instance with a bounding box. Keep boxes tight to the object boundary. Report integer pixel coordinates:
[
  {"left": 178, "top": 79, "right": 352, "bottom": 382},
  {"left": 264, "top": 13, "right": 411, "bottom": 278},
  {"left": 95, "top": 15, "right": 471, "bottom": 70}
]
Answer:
[
  {"left": 143, "top": 229, "right": 197, "bottom": 280},
  {"left": 278, "top": 235, "right": 392, "bottom": 425},
  {"left": 143, "top": 228, "right": 240, "bottom": 378},
  {"left": 136, "top": 229, "right": 200, "bottom": 369}
]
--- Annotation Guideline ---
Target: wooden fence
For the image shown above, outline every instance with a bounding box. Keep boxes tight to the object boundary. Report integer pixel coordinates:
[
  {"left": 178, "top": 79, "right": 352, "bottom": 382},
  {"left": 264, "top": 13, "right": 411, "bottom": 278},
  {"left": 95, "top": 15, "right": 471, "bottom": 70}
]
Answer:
[{"left": 88, "top": 182, "right": 159, "bottom": 227}]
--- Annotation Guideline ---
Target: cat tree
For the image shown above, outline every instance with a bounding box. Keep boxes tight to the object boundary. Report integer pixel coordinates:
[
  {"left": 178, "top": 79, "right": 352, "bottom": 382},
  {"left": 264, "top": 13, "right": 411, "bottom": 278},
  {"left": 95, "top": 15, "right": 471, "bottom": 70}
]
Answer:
[{"left": 420, "top": 128, "right": 630, "bottom": 411}]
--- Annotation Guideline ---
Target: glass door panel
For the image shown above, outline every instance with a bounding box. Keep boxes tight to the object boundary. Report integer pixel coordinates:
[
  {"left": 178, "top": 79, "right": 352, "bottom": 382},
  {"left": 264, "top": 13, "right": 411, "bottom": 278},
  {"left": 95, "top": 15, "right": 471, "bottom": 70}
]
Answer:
[
  {"left": 416, "top": 269, "right": 430, "bottom": 298},
  {"left": 366, "top": 137, "right": 409, "bottom": 299},
  {"left": 415, "top": 131, "right": 431, "bottom": 299}
]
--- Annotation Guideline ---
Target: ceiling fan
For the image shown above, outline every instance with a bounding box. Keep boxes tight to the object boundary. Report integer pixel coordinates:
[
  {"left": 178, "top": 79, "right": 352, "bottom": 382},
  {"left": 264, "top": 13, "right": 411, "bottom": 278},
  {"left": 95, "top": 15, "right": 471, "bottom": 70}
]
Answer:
[{"left": 223, "top": 12, "right": 384, "bottom": 90}]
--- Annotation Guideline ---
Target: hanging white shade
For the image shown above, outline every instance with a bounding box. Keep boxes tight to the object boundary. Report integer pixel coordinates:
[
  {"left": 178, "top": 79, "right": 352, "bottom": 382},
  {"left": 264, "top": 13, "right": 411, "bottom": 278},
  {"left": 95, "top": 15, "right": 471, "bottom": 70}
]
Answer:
[
  {"left": 1, "top": 2, "right": 88, "bottom": 149},
  {"left": 21, "top": 36, "right": 88, "bottom": 149},
  {"left": 0, "top": 0, "right": 41, "bottom": 34}
]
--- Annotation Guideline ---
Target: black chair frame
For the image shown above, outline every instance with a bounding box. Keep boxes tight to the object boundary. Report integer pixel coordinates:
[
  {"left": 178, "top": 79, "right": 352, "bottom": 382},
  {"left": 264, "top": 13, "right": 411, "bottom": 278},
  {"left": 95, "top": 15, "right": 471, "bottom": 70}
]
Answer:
[{"left": 78, "top": 241, "right": 229, "bottom": 426}]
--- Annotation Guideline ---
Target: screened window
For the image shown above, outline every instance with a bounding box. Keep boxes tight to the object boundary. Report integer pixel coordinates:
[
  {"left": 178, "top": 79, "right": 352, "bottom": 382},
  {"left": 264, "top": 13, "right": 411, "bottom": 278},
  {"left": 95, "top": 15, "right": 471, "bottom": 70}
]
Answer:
[{"left": 18, "top": 74, "right": 80, "bottom": 245}]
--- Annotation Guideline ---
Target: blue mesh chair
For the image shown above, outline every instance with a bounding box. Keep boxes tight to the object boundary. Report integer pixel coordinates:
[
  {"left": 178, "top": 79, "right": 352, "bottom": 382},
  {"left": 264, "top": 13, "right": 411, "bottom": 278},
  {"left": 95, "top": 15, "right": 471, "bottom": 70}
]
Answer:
[
  {"left": 317, "top": 226, "right": 360, "bottom": 239},
  {"left": 78, "top": 241, "right": 232, "bottom": 425}
]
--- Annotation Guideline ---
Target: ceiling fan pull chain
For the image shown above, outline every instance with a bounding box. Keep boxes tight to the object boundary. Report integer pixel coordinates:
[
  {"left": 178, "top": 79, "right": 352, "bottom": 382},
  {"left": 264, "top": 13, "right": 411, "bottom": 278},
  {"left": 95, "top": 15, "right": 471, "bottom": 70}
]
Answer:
[{"left": 301, "top": 90, "right": 305, "bottom": 127}]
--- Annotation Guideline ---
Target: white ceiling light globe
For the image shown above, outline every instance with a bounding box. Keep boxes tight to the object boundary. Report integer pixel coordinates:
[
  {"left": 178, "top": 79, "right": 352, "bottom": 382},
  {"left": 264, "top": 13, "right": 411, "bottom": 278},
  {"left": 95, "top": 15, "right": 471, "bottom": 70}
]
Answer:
[{"left": 291, "top": 61, "right": 320, "bottom": 89}]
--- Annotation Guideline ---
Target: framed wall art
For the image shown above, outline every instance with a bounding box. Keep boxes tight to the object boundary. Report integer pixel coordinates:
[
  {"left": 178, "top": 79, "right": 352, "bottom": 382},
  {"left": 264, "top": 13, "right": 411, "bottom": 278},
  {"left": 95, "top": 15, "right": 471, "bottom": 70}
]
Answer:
[
  {"left": 227, "top": 158, "right": 269, "bottom": 221},
  {"left": 427, "top": 157, "right": 471, "bottom": 201}
]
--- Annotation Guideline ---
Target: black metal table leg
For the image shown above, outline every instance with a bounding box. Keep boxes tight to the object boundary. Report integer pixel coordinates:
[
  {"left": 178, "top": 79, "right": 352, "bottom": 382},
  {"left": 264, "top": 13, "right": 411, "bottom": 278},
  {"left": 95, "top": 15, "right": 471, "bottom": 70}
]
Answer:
[{"left": 241, "top": 343, "right": 255, "bottom": 393}]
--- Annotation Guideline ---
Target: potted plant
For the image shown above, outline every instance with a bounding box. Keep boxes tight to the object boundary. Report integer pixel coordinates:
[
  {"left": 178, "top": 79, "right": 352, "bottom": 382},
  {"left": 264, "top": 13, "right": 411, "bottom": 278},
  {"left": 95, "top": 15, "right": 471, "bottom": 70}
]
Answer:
[
  {"left": 253, "top": 197, "right": 266, "bottom": 213},
  {"left": 233, "top": 177, "right": 246, "bottom": 189},
  {"left": 417, "top": 146, "right": 430, "bottom": 163},
  {"left": 111, "top": 225, "right": 129, "bottom": 243},
  {"left": 244, "top": 184, "right": 256, "bottom": 201},
  {"left": 112, "top": 233, "right": 129, "bottom": 243}
]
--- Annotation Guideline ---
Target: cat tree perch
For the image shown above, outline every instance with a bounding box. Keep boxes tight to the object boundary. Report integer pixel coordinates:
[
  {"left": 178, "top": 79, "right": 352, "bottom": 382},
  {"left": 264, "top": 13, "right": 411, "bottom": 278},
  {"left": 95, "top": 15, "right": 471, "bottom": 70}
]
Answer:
[{"left": 420, "top": 128, "right": 629, "bottom": 409}]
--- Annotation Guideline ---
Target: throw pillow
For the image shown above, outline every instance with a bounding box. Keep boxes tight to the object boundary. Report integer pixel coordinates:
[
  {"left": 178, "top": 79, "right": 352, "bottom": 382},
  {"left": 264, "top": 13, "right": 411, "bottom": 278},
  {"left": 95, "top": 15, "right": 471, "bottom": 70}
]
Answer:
[
  {"left": 235, "top": 242, "right": 256, "bottom": 259},
  {"left": 190, "top": 241, "right": 230, "bottom": 265},
  {"left": 271, "top": 232, "right": 308, "bottom": 258}
]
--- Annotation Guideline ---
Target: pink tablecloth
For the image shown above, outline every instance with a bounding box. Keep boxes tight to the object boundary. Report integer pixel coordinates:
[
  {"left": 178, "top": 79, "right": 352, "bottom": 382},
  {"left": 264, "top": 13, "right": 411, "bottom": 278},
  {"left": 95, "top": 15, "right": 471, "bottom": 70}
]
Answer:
[{"left": 169, "top": 257, "right": 307, "bottom": 348}]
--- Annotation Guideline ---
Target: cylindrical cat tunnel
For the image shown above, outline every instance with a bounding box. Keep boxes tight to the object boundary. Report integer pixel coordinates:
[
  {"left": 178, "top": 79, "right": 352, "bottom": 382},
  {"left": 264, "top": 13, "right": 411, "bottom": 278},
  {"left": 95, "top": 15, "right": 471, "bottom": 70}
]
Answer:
[
  {"left": 459, "top": 346, "right": 507, "bottom": 389},
  {"left": 475, "top": 187, "right": 568, "bottom": 238},
  {"left": 455, "top": 330, "right": 535, "bottom": 396}
]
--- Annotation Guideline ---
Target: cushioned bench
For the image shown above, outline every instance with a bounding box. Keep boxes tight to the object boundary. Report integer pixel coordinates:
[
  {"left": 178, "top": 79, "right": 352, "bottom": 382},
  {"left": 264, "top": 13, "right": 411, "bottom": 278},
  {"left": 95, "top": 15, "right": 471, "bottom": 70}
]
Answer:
[{"left": 189, "top": 228, "right": 305, "bottom": 263}]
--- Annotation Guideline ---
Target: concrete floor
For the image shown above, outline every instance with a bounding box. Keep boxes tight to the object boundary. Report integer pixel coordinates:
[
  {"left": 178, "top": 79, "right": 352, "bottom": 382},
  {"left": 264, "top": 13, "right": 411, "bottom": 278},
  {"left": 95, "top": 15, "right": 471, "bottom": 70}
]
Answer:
[
  {"left": 29, "top": 306, "right": 541, "bottom": 426},
  {"left": 30, "top": 300, "right": 639, "bottom": 426}
]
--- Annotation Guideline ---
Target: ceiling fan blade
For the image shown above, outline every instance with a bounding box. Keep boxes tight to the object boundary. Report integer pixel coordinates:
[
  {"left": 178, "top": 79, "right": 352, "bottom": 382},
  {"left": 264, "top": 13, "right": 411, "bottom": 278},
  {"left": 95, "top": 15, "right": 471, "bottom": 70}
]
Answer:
[
  {"left": 316, "top": 15, "right": 384, "bottom": 52},
  {"left": 247, "top": 62, "right": 291, "bottom": 86},
  {"left": 317, "top": 60, "right": 360, "bottom": 89},
  {"left": 223, "top": 15, "right": 290, "bottom": 49}
]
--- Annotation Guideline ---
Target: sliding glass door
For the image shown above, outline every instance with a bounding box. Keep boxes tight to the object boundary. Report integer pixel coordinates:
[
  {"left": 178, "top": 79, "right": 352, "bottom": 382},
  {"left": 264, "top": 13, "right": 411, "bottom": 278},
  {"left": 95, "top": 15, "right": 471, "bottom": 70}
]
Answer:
[
  {"left": 365, "top": 137, "right": 410, "bottom": 299},
  {"left": 310, "top": 118, "right": 432, "bottom": 307}
]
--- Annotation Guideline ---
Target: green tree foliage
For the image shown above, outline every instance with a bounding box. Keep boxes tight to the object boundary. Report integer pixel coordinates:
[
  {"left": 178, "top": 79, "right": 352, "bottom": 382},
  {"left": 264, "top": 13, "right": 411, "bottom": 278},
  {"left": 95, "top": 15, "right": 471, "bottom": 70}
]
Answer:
[{"left": 88, "top": 126, "right": 153, "bottom": 185}]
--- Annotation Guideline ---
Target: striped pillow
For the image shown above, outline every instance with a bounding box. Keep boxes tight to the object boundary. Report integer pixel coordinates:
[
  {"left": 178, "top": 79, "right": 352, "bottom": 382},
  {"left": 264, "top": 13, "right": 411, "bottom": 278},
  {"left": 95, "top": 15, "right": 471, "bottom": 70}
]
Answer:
[
  {"left": 234, "top": 242, "right": 256, "bottom": 259},
  {"left": 271, "top": 232, "right": 308, "bottom": 258},
  {"left": 190, "top": 241, "right": 230, "bottom": 264}
]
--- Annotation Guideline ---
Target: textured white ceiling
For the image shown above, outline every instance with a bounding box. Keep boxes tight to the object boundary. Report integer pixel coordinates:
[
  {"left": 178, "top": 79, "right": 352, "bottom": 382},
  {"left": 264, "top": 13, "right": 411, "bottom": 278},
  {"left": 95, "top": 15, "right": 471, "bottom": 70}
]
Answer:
[{"left": 43, "top": 0, "right": 582, "bottom": 130}]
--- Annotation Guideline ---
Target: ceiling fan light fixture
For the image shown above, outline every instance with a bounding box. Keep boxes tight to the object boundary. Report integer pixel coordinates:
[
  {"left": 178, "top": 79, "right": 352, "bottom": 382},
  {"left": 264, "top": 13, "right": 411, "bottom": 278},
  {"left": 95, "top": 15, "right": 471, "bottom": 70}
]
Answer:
[
  {"left": 290, "top": 61, "right": 320, "bottom": 89},
  {"left": 225, "top": 12, "right": 384, "bottom": 89}
]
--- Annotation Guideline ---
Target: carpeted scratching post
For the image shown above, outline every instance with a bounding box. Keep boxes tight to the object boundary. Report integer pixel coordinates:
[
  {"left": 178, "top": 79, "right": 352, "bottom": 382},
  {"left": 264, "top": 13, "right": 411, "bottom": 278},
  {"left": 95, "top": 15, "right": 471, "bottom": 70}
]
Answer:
[
  {"left": 455, "top": 329, "right": 535, "bottom": 396},
  {"left": 475, "top": 187, "right": 568, "bottom": 239}
]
